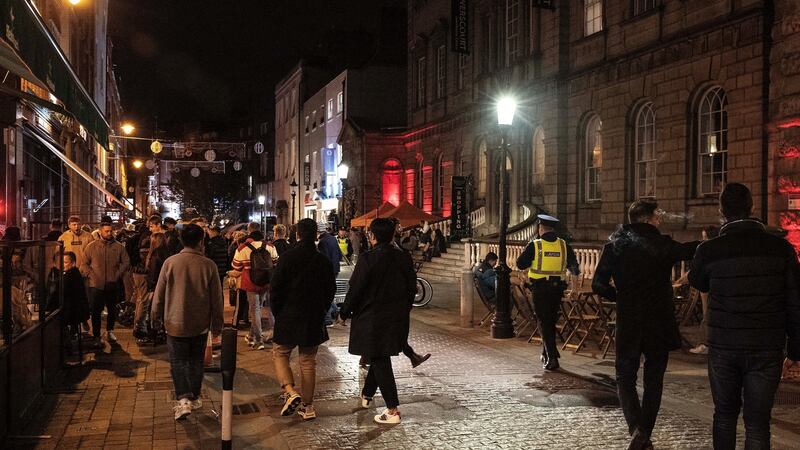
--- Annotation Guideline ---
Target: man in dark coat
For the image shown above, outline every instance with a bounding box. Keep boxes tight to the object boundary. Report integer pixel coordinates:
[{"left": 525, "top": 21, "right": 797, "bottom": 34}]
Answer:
[
  {"left": 205, "top": 227, "right": 229, "bottom": 283},
  {"left": 317, "top": 227, "right": 342, "bottom": 326},
  {"left": 689, "top": 183, "right": 800, "bottom": 450},
  {"left": 270, "top": 218, "right": 336, "bottom": 420},
  {"left": 592, "top": 200, "right": 699, "bottom": 450},
  {"left": 340, "top": 218, "right": 417, "bottom": 425}
]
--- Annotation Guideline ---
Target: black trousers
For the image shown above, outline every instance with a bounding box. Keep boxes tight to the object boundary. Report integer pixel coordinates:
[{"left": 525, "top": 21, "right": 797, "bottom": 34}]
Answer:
[
  {"left": 90, "top": 287, "right": 118, "bottom": 337},
  {"left": 531, "top": 280, "right": 564, "bottom": 361},
  {"left": 616, "top": 350, "right": 670, "bottom": 437},
  {"left": 362, "top": 356, "right": 399, "bottom": 409}
]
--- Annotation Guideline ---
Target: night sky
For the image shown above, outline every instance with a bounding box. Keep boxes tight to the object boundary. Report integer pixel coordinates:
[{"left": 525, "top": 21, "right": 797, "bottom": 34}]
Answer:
[{"left": 108, "top": 0, "right": 402, "bottom": 133}]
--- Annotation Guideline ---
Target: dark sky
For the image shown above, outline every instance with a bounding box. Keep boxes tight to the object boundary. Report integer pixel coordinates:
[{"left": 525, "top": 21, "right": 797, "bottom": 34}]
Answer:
[{"left": 108, "top": 1, "right": 402, "bottom": 132}]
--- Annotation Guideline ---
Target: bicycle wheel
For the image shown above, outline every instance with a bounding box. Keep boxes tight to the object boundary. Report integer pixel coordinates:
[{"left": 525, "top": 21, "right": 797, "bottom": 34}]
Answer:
[{"left": 413, "top": 277, "right": 434, "bottom": 307}]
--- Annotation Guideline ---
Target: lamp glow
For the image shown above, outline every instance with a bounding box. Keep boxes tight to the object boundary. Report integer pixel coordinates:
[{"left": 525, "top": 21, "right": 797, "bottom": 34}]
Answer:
[
  {"left": 258, "top": 195, "right": 266, "bottom": 205},
  {"left": 132, "top": 159, "right": 143, "bottom": 169},
  {"left": 337, "top": 163, "right": 349, "bottom": 180},
  {"left": 496, "top": 96, "right": 517, "bottom": 126},
  {"left": 68, "top": 0, "right": 80, "bottom": 5},
  {"left": 121, "top": 123, "right": 135, "bottom": 135}
]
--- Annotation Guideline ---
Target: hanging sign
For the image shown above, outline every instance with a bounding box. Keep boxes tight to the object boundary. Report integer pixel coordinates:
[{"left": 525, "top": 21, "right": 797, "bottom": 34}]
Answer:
[
  {"left": 450, "top": 176, "right": 469, "bottom": 239},
  {"left": 303, "top": 162, "right": 311, "bottom": 187},
  {"left": 451, "top": 0, "right": 469, "bottom": 54}
]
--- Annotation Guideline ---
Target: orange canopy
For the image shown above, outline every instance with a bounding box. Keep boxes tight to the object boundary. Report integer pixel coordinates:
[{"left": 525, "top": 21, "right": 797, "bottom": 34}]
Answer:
[
  {"left": 385, "top": 201, "right": 443, "bottom": 227},
  {"left": 349, "top": 201, "right": 397, "bottom": 227}
]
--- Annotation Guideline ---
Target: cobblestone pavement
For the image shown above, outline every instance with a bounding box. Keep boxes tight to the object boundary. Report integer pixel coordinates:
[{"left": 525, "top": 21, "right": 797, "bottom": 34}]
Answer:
[{"left": 8, "top": 283, "right": 795, "bottom": 449}]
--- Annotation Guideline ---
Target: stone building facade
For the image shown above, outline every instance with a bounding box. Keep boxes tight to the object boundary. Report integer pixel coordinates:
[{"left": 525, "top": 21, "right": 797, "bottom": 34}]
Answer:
[{"left": 376, "top": 0, "right": 789, "bottom": 243}]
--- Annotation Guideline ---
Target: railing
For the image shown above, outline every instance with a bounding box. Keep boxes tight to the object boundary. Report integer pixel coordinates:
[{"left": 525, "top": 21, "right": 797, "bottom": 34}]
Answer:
[{"left": 429, "top": 206, "right": 486, "bottom": 238}]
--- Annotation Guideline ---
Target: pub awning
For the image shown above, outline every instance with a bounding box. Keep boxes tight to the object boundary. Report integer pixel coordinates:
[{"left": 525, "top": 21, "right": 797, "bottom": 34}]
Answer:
[{"left": 0, "top": 0, "right": 109, "bottom": 148}]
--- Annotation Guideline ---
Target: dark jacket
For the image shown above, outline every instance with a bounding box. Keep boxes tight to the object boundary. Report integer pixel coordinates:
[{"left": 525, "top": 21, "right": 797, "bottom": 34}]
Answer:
[
  {"left": 146, "top": 246, "right": 171, "bottom": 292},
  {"left": 472, "top": 261, "right": 497, "bottom": 301},
  {"left": 516, "top": 231, "right": 580, "bottom": 276},
  {"left": 205, "top": 235, "right": 229, "bottom": 279},
  {"left": 165, "top": 229, "right": 183, "bottom": 256},
  {"left": 273, "top": 238, "right": 290, "bottom": 256},
  {"left": 317, "top": 232, "right": 342, "bottom": 275},
  {"left": 592, "top": 223, "right": 699, "bottom": 356},
  {"left": 43, "top": 230, "right": 62, "bottom": 241},
  {"left": 133, "top": 230, "right": 151, "bottom": 274},
  {"left": 270, "top": 240, "right": 336, "bottom": 347},
  {"left": 62, "top": 267, "right": 89, "bottom": 324},
  {"left": 340, "top": 243, "right": 417, "bottom": 357},
  {"left": 688, "top": 219, "right": 800, "bottom": 359}
]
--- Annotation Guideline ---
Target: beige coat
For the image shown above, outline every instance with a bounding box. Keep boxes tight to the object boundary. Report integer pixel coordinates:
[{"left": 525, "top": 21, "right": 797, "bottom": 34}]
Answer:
[
  {"left": 151, "top": 248, "right": 224, "bottom": 337},
  {"left": 59, "top": 229, "right": 94, "bottom": 267},
  {"left": 81, "top": 238, "right": 130, "bottom": 290}
]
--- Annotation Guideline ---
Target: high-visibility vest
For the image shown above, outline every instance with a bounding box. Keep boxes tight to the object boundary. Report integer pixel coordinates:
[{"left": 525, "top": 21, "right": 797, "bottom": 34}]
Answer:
[
  {"left": 337, "top": 237, "right": 349, "bottom": 255},
  {"left": 527, "top": 238, "right": 567, "bottom": 280}
]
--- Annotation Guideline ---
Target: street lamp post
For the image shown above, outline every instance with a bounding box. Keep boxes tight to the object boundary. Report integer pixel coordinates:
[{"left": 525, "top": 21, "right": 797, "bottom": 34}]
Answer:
[
  {"left": 491, "top": 96, "right": 517, "bottom": 340},
  {"left": 290, "top": 179, "right": 298, "bottom": 224},
  {"left": 257, "top": 195, "right": 266, "bottom": 231},
  {"left": 337, "top": 163, "right": 350, "bottom": 226}
]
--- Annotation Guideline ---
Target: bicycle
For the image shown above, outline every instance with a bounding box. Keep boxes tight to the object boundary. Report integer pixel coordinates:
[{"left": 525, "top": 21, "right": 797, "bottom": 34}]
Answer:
[{"left": 413, "top": 261, "right": 434, "bottom": 307}]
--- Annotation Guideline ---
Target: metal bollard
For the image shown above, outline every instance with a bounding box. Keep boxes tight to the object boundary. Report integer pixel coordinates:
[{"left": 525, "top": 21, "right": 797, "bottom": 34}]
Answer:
[{"left": 220, "top": 327, "right": 237, "bottom": 450}]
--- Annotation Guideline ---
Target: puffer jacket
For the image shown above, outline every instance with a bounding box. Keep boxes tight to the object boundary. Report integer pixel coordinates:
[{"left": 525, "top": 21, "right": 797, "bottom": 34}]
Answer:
[
  {"left": 81, "top": 237, "right": 130, "bottom": 290},
  {"left": 689, "top": 219, "right": 800, "bottom": 359}
]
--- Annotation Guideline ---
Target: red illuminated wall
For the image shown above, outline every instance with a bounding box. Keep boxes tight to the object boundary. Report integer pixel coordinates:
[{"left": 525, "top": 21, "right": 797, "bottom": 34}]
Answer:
[{"left": 381, "top": 163, "right": 402, "bottom": 206}]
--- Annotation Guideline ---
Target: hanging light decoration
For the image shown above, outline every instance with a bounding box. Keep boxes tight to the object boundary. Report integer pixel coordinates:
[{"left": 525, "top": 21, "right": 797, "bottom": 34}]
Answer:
[
  {"left": 191, "top": 167, "right": 201, "bottom": 178},
  {"left": 205, "top": 149, "right": 216, "bottom": 161},
  {"left": 150, "top": 140, "right": 163, "bottom": 154},
  {"left": 233, "top": 161, "right": 242, "bottom": 171}
]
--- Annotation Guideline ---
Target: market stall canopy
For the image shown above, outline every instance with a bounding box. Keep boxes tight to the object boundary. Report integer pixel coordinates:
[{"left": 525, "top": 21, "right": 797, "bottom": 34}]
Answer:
[
  {"left": 350, "top": 201, "right": 397, "bottom": 227},
  {"left": 385, "top": 201, "right": 443, "bottom": 227},
  {"left": 0, "top": 0, "right": 109, "bottom": 148}
]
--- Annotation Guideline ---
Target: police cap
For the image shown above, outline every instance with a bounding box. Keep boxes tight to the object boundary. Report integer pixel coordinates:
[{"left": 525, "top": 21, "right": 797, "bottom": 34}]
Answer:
[{"left": 536, "top": 214, "right": 560, "bottom": 227}]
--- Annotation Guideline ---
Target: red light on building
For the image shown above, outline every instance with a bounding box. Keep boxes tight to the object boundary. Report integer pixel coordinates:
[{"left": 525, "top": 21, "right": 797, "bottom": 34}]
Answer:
[
  {"left": 777, "top": 119, "right": 800, "bottom": 129},
  {"left": 778, "top": 176, "right": 800, "bottom": 194},
  {"left": 778, "top": 143, "right": 800, "bottom": 159}
]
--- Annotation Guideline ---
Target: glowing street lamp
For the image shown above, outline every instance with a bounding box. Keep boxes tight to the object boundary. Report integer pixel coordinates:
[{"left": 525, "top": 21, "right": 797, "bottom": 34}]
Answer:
[
  {"left": 132, "top": 159, "right": 143, "bottom": 169},
  {"left": 257, "top": 195, "right": 266, "bottom": 231},
  {"left": 68, "top": 0, "right": 80, "bottom": 5},
  {"left": 496, "top": 96, "right": 517, "bottom": 126},
  {"left": 121, "top": 123, "right": 135, "bottom": 135}
]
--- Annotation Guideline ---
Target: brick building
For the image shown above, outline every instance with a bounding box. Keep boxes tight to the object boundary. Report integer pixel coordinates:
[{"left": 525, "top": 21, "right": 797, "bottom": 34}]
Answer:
[{"left": 355, "top": 0, "right": 795, "bottom": 244}]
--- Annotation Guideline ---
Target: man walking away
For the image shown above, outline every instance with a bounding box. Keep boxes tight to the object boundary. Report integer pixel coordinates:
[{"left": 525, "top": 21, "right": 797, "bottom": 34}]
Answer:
[
  {"left": 163, "top": 217, "right": 183, "bottom": 255},
  {"left": 43, "top": 219, "right": 63, "bottom": 241},
  {"left": 318, "top": 227, "right": 342, "bottom": 326},
  {"left": 81, "top": 219, "right": 130, "bottom": 346},
  {"left": 516, "top": 214, "right": 579, "bottom": 371},
  {"left": 270, "top": 218, "right": 336, "bottom": 420},
  {"left": 232, "top": 230, "right": 277, "bottom": 349},
  {"left": 152, "top": 224, "right": 224, "bottom": 420},
  {"left": 272, "top": 224, "right": 290, "bottom": 256},
  {"left": 689, "top": 183, "right": 800, "bottom": 450},
  {"left": 592, "top": 201, "right": 699, "bottom": 450},
  {"left": 205, "top": 226, "right": 229, "bottom": 284},
  {"left": 337, "top": 227, "right": 353, "bottom": 259},
  {"left": 340, "top": 218, "right": 417, "bottom": 424}
]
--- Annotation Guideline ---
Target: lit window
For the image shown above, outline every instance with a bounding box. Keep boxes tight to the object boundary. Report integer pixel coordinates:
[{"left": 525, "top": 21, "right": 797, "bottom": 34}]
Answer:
[
  {"left": 698, "top": 87, "right": 728, "bottom": 196},
  {"left": 327, "top": 99, "right": 334, "bottom": 121},
  {"left": 633, "top": 0, "right": 656, "bottom": 16},
  {"left": 585, "top": 116, "right": 602, "bottom": 202},
  {"left": 436, "top": 45, "right": 446, "bottom": 99},
  {"left": 305, "top": 116, "right": 309, "bottom": 134},
  {"left": 505, "top": 0, "right": 520, "bottom": 66},
  {"left": 417, "top": 56, "right": 427, "bottom": 107},
  {"left": 584, "top": 0, "right": 603, "bottom": 36},
  {"left": 457, "top": 53, "right": 468, "bottom": 90},
  {"left": 532, "top": 128, "right": 545, "bottom": 188},
  {"left": 337, "top": 91, "right": 343, "bottom": 113},
  {"left": 478, "top": 140, "right": 487, "bottom": 198},
  {"left": 635, "top": 103, "right": 656, "bottom": 198}
]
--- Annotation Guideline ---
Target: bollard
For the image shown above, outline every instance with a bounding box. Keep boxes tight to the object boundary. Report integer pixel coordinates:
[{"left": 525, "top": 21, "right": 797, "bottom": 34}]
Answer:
[
  {"left": 460, "top": 269, "right": 474, "bottom": 328},
  {"left": 220, "top": 327, "right": 237, "bottom": 450}
]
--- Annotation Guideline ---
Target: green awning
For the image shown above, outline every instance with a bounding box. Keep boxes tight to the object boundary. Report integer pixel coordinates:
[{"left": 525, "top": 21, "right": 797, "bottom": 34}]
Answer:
[{"left": 0, "top": 0, "right": 109, "bottom": 148}]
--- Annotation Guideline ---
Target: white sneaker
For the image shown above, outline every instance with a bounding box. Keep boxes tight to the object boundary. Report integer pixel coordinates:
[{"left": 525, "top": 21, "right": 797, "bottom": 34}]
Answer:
[
  {"left": 373, "top": 408, "right": 401, "bottom": 424},
  {"left": 173, "top": 398, "right": 192, "bottom": 420},
  {"left": 280, "top": 392, "right": 302, "bottom": 416},
  {"left": 190, "top": 398, "right": 202, "bottom": 410},
  {"left": 297, "top": 403, "right": 316, "bottom": 420},
  {"left": 105, "top": 331, "right": 117, "bottom": 343},
  {"left": 689, "top": 344, "right": 709, "bottom": 355}
]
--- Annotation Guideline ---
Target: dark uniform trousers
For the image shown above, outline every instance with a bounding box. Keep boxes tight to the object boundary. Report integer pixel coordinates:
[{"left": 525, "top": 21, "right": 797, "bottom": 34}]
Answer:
[{"left": 531, "top": 278, "right": 565, "bottom": 361}]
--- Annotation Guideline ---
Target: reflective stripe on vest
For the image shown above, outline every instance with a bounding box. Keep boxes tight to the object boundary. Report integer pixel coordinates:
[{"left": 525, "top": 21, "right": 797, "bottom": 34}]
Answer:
[
  {"left": 528, "top": 238, "right": 567, "bottom": 280},
  {"left": 337, "top": 237, "right": 348, "bottom": 255}
]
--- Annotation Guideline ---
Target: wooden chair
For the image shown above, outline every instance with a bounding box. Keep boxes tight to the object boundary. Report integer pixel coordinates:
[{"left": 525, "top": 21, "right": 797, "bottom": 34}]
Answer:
[
  {"left": 561, "top": 292, "right": 601, "bottom": 354},
  {"left": 510, "top": 272, "right": 538, "bottom": 340},
  {"left": 472, "top": 276, "right": 495, "bottom": 327},
  {"left": 598, "top": 300, "right": 617, "bottom": 359}
]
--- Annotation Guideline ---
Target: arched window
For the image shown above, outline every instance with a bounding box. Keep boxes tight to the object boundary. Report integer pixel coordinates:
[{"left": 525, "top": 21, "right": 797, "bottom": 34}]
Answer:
[
  {"left": 477, "top": 140, "right": 487, "bottom": 198},
  {"left": 415, "top": 157, "right": 424, "bottom": 208},
  {"left": 532, "top": 127, "right": 545, "bottom": 189},
  {"left": 584, "top": 115, "right": 602, "bottom": 202},
  {"left": 697, "top": 87, "right": 727, "bottom": 196},
  {"left": 635, "top": 103, "right": 656, "bottom": 198},
  {"left": 434, "top": 154, "right": 445, "bottom": 211},
  {"left": 381, "top": 159, "right": 402, "bottom": 206}
]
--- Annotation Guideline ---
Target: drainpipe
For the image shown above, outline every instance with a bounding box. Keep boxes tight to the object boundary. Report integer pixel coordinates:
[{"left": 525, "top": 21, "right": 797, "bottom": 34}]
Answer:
[{"left": 761, "top": 0, "right": 773, "bottom": 223}]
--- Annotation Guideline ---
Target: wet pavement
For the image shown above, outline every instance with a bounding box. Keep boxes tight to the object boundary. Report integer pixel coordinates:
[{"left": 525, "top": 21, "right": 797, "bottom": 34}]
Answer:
[{"left": 6, "top": 281, "right": 797, "bottom": 449}]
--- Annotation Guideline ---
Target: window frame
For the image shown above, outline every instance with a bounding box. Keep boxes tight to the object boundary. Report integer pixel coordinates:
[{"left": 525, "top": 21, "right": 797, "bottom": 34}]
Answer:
[
  {"left": 584, "top": 116, "right": 603, "bottom": 202},
  {"left": 436, "top": 45, "right": 446, "bottom": 99},
  {"left": 632, "top": 0, "right": 656, "bottom": 16},
  {"left": 634, "top": 103, "right": 657, "bottom": 199},
  {"left": 337, "top": 91, "right": 344, "bottom": 113},
  {"left": 416, "top": 56, "right": 427, "bottom": 108},
  {"left": 584, "top": 0, "right": 603, "bottom": 37},
  {"left": 696, "top": 87, "right": 728, "bottom": 197},
  {"left": 457, "top": 53, "right": 468, "bottom": 90},
  {"left": 505, "top": 0, "right": 520, "bottom": 66},
  {"left": 327, "top": 99, "right": 334, "bottom": 121},
  {"left": 532, "top": 127, "right": 545, "bottom": 190},
  {"left": 477, "top": 140, "right": 488, "bottom": 198}
]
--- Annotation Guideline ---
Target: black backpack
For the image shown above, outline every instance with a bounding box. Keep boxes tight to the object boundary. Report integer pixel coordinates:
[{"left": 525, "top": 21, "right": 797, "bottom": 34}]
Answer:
[{"left": 247, "top": 243, "right": 273, "bottom": 286}]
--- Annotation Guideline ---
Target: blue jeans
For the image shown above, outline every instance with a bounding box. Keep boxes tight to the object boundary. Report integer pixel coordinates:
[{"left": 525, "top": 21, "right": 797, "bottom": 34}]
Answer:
[
  {"left": 325, "top": 302, "right": 339, "bottom": 326},
  {"left": 167, "top": 333, "right": 207, "bottom": 401},
  {"left": 615, "top": 351, "right": 669, "bottom": 437},
  {"left": 708, "top": 348, "right": 783, "bottom": 450},
  {"left": 246, "top": 291, "right": 273, "bottom": 343}
]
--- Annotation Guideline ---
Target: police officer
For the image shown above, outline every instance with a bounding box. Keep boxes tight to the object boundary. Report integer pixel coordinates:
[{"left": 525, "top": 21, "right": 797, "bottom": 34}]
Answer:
[
  {"left": 516, "top": 214, "right": 579, "bottom": 371},
  {"left": 336, "top": 227, "right": 353, "bottom": 259}
]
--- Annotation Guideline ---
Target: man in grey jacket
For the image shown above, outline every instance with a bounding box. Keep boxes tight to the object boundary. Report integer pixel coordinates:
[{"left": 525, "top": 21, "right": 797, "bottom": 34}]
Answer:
[
  {"left": 81, "top": 219, "right": 130, "bottom": 345},
  {"left": 152, "top": 224, "right": 224, "bottom": 420}
]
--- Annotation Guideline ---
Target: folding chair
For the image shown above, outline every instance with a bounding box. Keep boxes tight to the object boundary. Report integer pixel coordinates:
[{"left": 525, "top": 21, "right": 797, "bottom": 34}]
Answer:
[
  {"left": 473, "top": 277, "right": 496, "bottom": 327},
  {"left": 561, "top": 292, "right": 601, "bottom": 354}
]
